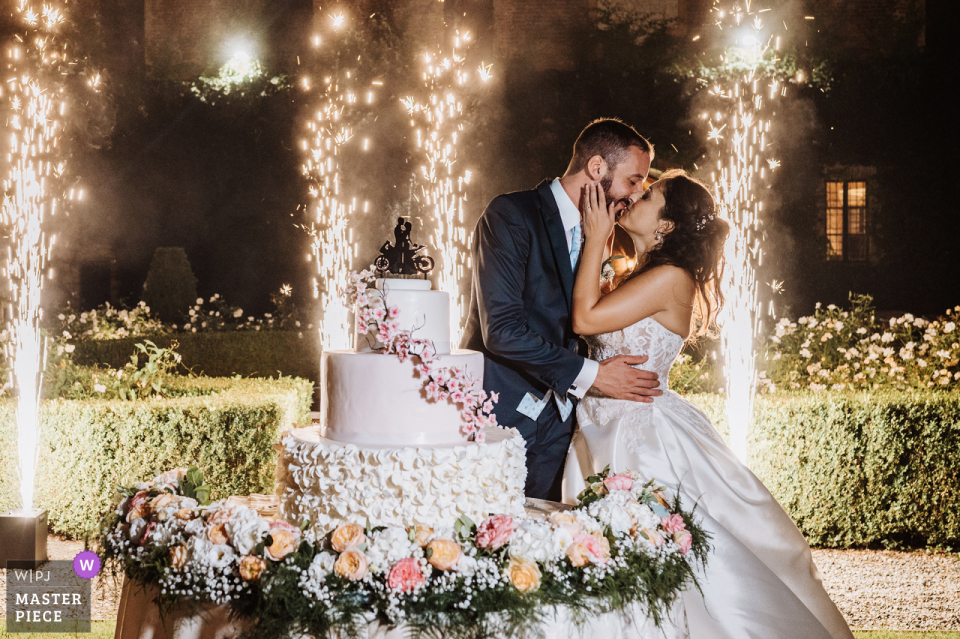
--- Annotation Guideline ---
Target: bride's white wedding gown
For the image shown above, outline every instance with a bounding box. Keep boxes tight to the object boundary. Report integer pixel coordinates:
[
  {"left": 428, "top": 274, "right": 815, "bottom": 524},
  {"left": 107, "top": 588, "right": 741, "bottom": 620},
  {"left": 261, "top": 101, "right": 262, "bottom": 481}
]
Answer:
[{"left": 562, "top": 317, "right": 854, "bottom": 639}]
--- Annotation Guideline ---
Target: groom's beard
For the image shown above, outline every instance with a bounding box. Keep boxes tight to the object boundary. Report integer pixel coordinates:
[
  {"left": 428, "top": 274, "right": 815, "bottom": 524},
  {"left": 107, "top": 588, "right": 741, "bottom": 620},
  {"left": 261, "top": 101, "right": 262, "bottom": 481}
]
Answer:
[{"left": 600, "top": 175, "right": 628, "bottom": 217}]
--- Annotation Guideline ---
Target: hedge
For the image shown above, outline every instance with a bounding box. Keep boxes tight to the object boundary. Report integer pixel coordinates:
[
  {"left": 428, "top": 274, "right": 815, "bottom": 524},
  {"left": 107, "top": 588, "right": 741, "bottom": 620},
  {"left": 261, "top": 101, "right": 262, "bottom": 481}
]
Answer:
[
  {"left": 687, "top": 390, "right": 960, "bottom": 548},
  {"left": 0, "top": 376, "right": 312, "bottom": 538}
]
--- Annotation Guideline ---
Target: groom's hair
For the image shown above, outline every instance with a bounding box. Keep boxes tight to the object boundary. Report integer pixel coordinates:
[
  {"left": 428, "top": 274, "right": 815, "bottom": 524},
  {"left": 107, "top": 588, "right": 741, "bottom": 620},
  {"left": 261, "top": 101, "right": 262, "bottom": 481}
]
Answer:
[{"left": 567, "top": 118, "right": 653, "bottom": 174}]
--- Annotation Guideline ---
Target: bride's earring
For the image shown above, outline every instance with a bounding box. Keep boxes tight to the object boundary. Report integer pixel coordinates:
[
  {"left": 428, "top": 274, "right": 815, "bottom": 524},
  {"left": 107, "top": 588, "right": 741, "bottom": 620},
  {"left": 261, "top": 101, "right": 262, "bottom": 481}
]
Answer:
[{"left": 654, "top": 230, "right": 663, "bottom": 246}]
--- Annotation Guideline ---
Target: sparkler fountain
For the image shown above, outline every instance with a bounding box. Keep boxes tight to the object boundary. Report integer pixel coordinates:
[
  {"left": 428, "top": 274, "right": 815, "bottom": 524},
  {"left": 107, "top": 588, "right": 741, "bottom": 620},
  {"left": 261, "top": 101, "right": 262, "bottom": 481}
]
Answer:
[
  {"left": 301, "top": 10, "right": 378, "bottom": 351},
  {"left": 0, "top": 0, "right": 73, "bottom": 565},
  {"left": 402, "top": 33, "right": 490, "bottom": 347},
  {"left": 700, "top": 0, "right": 786, "bottom": 463}
]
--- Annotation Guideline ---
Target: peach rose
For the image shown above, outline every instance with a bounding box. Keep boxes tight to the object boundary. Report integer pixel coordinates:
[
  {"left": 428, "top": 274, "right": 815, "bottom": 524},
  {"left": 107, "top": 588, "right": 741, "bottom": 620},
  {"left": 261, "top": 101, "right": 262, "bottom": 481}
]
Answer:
[
  {"left": 334, "top": 550, "right": 368, "bottom": 581},
  {"left": 408, "top": 524, "right": 434, "bottom": 548},
  {"left": 169, "top": 544, "right": 188, "bottom": 569},
  {"left": 594, "top": 532, "right": 611, "bottom": 561},
  {"left": 149, "top": 493, "right": 174, "bottom": 513},
  {"left": 426, "top": 539, "right": 462, "bottom": 571},
  {"left": 603, "top": 474, "right": 634, "bottom": 492},
  {"left": 126, "top": 491, "right": 149, "bottom": 521},
  {"left": 239, "top": 555, "right": 267, "bottom": 582},
  {"left": 567, "top": 533, "right": 604, "bottom": 566},
  {"left": 506, "top": 558, "right": 541, "bottom": 593},
  {"left": 566, "top": 541, "right": 590, "bottom": 567},
  {"left": 151, "top": 468, "right": 187, "bottom": 486},
  {"left": 674, "top": 530, "right": 693, "bottom": 555},
  {"left": 331, "top": 523, "right": 367, "bottom": 553},
  {"left": 266, "top": 522, "right": 301, "bottom": 561},
  {"left": 475, "top": 514, "right": 514, "bottom": 550},
  {"left": 640, "top": 528, "right": 664, "bottom": 546},
  {"left": 208, "top": 523, "right": 229, "bottom": 545},
  {"left": 387, "top": 557, "right": 426, "bottom": 592},
  {"left": 175, "top": 508, "right": 197, "bottom": 521},
  {"left": 660, "top": 514, "right": 686, "bottom": 535},
  {"left": 548, "top": 512, "right": 581, "bottom": 536}
]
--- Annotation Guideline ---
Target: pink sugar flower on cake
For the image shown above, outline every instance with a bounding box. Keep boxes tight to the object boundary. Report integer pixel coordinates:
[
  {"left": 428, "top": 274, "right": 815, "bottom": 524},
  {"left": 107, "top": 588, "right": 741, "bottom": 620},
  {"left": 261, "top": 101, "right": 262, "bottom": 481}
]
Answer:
[
  {"left": 476, "top": 515, "right": 514, "bottom": 550},
  {"left": 387, "top": 306, "right": 400, "bottom": 318},
  {"left": 489, "top": 391, "right": 500, "bottom": 404},
  {"left": 660, "top": 514, "right": 686, "bottom": 535},
  {"left": 386, "top": 557, "right": 425, "bottom": 592}
]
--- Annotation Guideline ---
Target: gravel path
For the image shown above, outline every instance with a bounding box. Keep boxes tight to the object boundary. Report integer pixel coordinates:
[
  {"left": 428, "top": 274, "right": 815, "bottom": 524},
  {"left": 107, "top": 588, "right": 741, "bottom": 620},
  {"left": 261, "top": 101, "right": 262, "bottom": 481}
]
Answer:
[
  {"left": 813, "top": 549, "right": 960, "bottom": 631},
  {"left": 2, "top": 537, "right": 958, "bottom": 630}
]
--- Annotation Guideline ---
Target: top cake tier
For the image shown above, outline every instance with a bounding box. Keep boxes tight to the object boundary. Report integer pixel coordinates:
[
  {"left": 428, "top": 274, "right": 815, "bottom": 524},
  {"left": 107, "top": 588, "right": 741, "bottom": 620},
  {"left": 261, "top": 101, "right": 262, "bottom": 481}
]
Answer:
[{"left": 355, "top": 278, "right": 452, "bottom": 354}]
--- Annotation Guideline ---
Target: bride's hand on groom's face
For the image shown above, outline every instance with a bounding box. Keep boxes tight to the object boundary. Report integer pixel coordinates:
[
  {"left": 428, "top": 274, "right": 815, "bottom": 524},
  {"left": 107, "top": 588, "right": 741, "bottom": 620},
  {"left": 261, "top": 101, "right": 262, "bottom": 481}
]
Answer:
[{"left": 580, "top": 182, "right": 616, "bottom": 245}]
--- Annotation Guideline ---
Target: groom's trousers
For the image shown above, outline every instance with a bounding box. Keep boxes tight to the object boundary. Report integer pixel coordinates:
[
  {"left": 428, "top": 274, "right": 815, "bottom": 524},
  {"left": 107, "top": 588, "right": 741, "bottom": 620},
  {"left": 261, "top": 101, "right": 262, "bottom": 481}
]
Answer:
[{"left": 515, "top": 401, "right": 576, "bottom": 502}]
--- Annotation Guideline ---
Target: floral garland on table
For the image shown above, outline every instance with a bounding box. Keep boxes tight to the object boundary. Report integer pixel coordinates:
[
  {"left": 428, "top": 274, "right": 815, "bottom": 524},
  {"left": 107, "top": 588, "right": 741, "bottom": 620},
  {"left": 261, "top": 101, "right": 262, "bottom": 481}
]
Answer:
[
  {"left": 99, "top": 466, "right": 709, "bottom": 639},
  {"left": 342, "top": 268, "right": 499, "bottom": 442}
]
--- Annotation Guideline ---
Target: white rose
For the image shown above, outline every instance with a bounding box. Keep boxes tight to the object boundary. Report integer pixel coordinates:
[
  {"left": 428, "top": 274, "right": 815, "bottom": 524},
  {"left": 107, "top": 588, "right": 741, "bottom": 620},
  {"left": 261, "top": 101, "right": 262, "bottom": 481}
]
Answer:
[
  {"left": 128, "top": 517, "right": 147, "bottom": 542},
  {"left": 308, "top": 551, "right": 336, "bottom": 582},
  {"left": 587, "top": 498, "right": 633, "bottom": 536},
  {"left": 226, "top": 507, "right": 269, "bottom": 555},
  {"left": 625, "top": 502, "right": 660, "bottom": 531},
  {"left": 508, "top": 520, "right": 562, "bottom": 563}
]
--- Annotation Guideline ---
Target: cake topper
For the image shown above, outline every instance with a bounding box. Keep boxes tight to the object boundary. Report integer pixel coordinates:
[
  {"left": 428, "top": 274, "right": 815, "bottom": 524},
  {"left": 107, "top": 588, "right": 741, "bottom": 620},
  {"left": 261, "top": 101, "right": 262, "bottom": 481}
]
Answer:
[{"left": 375, "top": 217, "right": 435, "bottom": 276}]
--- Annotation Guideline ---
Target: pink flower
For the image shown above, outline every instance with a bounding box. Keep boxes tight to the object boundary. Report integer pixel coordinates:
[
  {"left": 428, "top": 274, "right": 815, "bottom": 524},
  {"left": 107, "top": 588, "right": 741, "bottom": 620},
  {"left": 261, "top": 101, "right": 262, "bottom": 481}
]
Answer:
[
  {"left": 482, "top": 401, "right": 494, "bottom": 413},
  {"left": 674, "top": 530, "right": 693, "bottom": 555},
  {"left": 489, "top": 392, "right": 500, "bottom": 404},
  {"left": 474, "top": 430, "right": 486, "bottom": 443},
  {"left": 425, "top": 382, "right": 441, "bottom": 401},
  {"left": 603, "top": 474, "right": 634, "bottom": 493},
  {"left": 574, "top": 532, "right": 605, "bottom": 563},
  {"left": 139, "top": 521, "right": 156, "bottom": 546},
  {"left": 386, "top": 557, "right": 425, "bottom": 592},
  {"left": 387, "top": 306, "right": 400, "bottom": 318},
  {"left": 447, "top": 377, "right": 461, "bottom": 391},
  {"left": 450, "top": 389, "right": 466, "bottom": 404},
  {"left": 127, "top": 490, "right": 150, "bottom": 521},
  {"left": 372, "top": 307, "right": 386, "bottom": 322},
  {"left": 660, "top": 514, "right": 686, "bottom": 535},
  {"left": 475, "top": 515, "right": 514, "bottom": 550}
]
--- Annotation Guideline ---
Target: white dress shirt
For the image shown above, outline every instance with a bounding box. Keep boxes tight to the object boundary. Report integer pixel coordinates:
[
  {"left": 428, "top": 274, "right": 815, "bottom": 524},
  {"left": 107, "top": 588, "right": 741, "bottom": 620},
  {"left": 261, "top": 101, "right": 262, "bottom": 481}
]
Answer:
[{"left": 549, "top": 178, "right": 599, "bottom": 398}]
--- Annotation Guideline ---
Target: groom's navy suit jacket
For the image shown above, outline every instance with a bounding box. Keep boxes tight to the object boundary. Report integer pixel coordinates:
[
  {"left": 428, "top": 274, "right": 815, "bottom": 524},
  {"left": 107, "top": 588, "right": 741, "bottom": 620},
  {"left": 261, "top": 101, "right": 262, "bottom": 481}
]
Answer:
[{"left": 461, "top": 179, "right": 586, "bottom": 431}]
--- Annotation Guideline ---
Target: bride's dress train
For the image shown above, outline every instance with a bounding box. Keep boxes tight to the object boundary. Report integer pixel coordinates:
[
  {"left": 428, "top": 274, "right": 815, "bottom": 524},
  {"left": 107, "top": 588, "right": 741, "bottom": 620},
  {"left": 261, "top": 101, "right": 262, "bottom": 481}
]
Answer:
[{"left": 562, "top": 318, "right": 853, "bottom": 639}]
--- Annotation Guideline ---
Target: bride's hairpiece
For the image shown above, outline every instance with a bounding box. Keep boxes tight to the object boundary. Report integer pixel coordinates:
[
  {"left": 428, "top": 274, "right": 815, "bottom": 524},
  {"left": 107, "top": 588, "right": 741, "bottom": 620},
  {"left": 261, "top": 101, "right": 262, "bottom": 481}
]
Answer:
[{"left": 695, "top": 213, "right": 715, "bottom": 231}]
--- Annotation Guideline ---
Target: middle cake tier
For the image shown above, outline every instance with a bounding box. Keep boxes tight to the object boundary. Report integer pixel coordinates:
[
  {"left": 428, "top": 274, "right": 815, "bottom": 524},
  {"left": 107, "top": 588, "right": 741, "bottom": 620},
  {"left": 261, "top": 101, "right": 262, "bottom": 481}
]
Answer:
[{"left": 320, "top": 349, "right": 485, "bottom": 446}]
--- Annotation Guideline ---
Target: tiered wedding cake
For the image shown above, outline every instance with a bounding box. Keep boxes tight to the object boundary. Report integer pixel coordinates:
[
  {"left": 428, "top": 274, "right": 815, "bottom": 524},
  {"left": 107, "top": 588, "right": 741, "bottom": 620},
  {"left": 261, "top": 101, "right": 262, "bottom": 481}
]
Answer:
[{"left": 275, "top": 276, "right": 528, "bottom": 534}]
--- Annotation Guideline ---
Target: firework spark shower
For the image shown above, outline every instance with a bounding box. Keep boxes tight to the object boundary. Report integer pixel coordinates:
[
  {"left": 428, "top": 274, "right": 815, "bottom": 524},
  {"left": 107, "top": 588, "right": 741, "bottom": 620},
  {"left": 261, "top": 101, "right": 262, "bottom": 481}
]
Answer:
[
  {"left": 301, "top": 10, "right": 377, "bottom": 351},
  {"left": 403, "top": 33, "right": 489, "bottom": 347},
  {"left": 1, "top": 0, "right": 71, "bottom": 511},
  {"left": 701, "top": 0, "right": 786, "bottom": 463}
]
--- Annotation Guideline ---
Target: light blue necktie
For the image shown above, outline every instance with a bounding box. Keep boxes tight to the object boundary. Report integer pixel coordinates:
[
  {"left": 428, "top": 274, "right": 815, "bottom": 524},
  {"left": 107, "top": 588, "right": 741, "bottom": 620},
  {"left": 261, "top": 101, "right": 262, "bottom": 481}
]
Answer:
[{"left": 569, "top": 224, "right": 582, "bottom": 270}]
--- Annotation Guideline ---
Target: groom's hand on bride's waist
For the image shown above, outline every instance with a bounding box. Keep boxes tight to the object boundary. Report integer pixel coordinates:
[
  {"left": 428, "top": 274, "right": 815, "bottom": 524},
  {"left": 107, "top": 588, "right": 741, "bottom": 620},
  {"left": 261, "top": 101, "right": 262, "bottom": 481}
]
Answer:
[{"left": 592, "top": 355, "right": 662, "bottom": 403}]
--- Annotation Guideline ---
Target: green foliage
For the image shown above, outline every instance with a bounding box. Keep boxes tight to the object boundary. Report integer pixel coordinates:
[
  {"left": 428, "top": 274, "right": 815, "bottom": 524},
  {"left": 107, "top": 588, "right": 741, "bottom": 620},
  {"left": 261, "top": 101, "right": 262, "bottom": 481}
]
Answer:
[
  {"left": 685, "top": 390, "right": 960, "bottom": 549},
  {"left": 179, "top": 465, "right": 211, "bottom": 505},
  {"left": 142, "top": 248, "right": 199, "bottom": 322},
  {"left": 0, "top": 375, "right": 312, "bottom": 537},
  {"left": 70, "top": 330, "right": 320, "bottom": 388}
]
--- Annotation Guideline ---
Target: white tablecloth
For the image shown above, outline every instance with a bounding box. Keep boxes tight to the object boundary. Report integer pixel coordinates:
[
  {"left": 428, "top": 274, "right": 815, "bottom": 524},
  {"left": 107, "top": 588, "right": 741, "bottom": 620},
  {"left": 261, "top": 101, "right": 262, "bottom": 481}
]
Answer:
[{"left": 113, "top": 495, "right": 688, "bottom": 639}]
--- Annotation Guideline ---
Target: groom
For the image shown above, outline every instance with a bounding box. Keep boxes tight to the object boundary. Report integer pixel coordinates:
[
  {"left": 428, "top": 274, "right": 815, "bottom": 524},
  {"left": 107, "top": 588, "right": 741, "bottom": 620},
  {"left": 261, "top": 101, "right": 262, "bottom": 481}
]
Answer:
[{"left": 461, "top": 118, "right": 662, "bottom": 501}]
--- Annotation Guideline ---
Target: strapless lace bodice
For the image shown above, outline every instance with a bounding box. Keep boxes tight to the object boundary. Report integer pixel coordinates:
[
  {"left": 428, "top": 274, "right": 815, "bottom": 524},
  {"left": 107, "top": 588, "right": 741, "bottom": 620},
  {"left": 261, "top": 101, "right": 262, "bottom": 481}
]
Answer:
[{"left": 582, "top": 317, "right": 685, "bottom": 390}]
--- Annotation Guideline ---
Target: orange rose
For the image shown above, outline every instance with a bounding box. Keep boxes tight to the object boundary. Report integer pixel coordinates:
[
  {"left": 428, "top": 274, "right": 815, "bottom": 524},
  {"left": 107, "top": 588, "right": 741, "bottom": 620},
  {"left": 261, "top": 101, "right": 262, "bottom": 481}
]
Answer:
[
  {"left": 506, "top": 558, "right": 541, "bottom": 593},
  {"left": 239, "top": 555, "right": 267, "bottom": 582},
  {"left": 334, "top": 550, "right": 368, "bottom": 581},
  {"left": 408, "top": 524, "right": 434, "bottom": 548},
  {"left": 265, "top": 529, "right": 300, "bottom": 561},
  {"left": 593, "top": 532, "right": 611, "bottom": 560},
  {"left": 426, "top": 539, "right": 462, "bottom": 571},
  {"left": 208, "top": 523, "right": 229, "bottom": 545},
  {"left": 640, "top": 528, "right": 664, "bottom": 546},
  {"left": 148, "top": 493, "right": 173, "bottom": 513},
  {"left": 175, "top": 508, "right": 197, "bottom": 521},
  {"left": 169, "top": 544, "right": 188, "bottom": 569},
  {"left": 330, "top": 523, "right": 366, "bottom": 553},
  {"left": 566, "top": 542, "right": 590, "bottom": 567}
]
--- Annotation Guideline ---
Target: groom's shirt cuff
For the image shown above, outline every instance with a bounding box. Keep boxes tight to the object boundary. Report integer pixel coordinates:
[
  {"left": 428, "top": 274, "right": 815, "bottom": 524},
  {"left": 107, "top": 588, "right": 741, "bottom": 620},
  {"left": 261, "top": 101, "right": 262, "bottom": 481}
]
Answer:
[{"left": 568, "top": 358, "right": 599, "bottom": 399}]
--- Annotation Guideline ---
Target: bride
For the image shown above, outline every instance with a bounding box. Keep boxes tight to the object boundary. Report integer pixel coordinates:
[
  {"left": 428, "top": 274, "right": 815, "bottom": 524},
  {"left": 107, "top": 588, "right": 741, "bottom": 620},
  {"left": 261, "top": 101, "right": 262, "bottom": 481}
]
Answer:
[{"left": 562, "top": 173, "right": 853, "bottom": 639}]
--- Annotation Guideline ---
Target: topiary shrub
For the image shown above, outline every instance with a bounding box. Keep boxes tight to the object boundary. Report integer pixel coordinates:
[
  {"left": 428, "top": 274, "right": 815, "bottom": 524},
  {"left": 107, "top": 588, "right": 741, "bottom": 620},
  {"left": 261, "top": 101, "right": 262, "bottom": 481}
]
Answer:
[
  {"left": 0, "top": 375, "right": 312, "bottom": 537},
  {"left": 686, "top": 390, "right": 960, "bottom": 548},
  {"left": 142, "top": 247, "right": 199, "bottom": 322}
]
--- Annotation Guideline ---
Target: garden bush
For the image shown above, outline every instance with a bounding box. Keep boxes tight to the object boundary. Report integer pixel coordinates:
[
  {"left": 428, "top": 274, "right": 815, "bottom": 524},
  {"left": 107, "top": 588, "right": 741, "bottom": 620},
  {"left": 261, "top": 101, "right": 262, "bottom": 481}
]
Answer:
[
  {"left": 686, "top": 390, "right": 960, "bottom": 548},
  {"left": 0, "top": 375, "right": 312, "bottom": 538},
  {"left": 69, "top": 330, "right": 320, "bottom": 393},
  {"left": 142, "top": 247, "right": 199, "bottom": 322}
]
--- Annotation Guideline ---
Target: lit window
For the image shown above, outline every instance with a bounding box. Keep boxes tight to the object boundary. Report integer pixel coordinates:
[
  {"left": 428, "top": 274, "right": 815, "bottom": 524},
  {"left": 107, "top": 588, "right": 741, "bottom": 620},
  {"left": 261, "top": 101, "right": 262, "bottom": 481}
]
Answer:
[{"left": 825, "top": 181, "right": 868, "bottom": 261}]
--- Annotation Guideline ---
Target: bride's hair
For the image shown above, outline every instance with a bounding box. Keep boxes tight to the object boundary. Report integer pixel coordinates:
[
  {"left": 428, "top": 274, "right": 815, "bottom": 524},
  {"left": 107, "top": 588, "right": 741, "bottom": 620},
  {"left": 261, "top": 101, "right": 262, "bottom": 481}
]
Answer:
[{"left": 635, "top": 169, "right": 730, "bottom": 338}]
